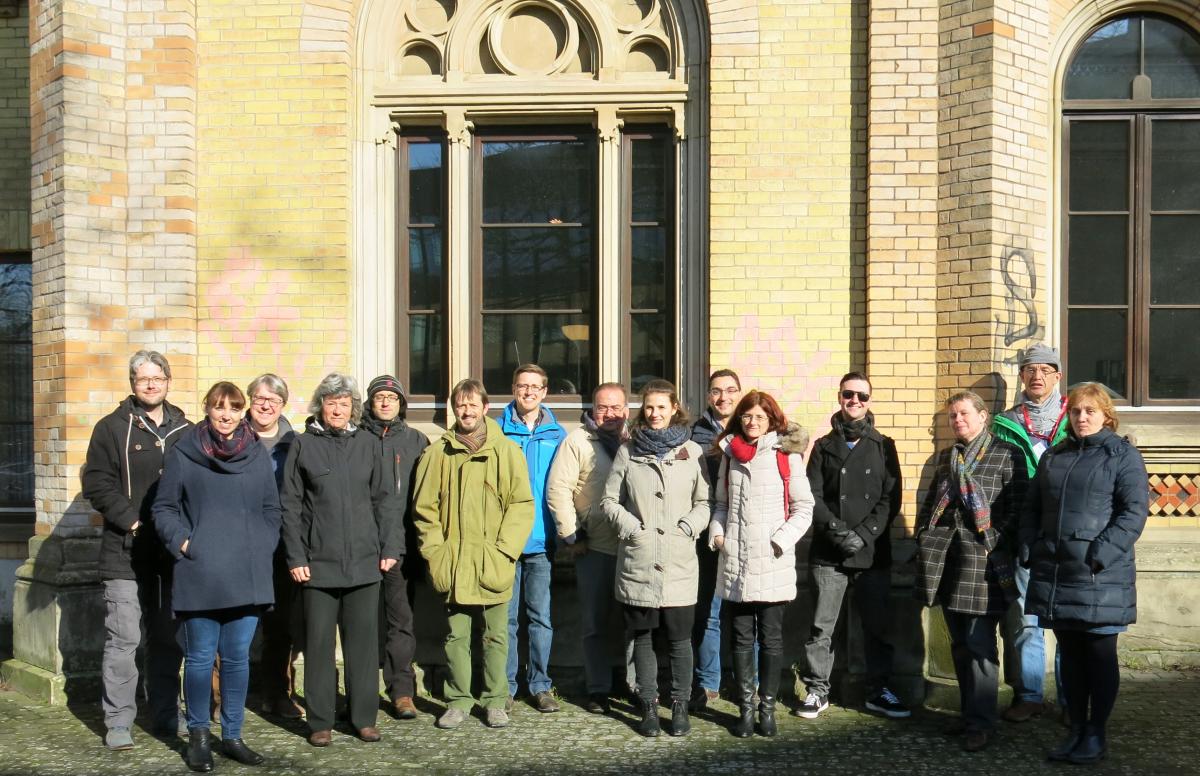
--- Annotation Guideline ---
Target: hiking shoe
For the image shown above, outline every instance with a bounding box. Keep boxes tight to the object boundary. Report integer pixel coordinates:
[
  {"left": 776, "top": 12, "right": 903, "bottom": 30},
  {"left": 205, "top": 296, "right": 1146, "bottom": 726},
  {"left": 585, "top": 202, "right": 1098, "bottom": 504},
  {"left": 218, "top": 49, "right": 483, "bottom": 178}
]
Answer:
[
  {"left": 583, "top": 693, "right": 610, "bottom": 714},
  {"left": 792, "top": 692, "right": 829, "bottom": 719},
  {"left": 391, "top": 696, "right": 418, "bottom": 720},
  {"left": 485, "top": 708, "right": 510, "bottom": 728},
  {"left": 866, "top": 688, "right": 911, "bottom": 719},
  {"left": 436, "top": 707, "right": 468, "bottom": 730},
  {"left": 532, "top": 691, "right": 560, "bottom": 713},
  {"left": 105, "top": 727, "right": 134, "bottom": 751}
]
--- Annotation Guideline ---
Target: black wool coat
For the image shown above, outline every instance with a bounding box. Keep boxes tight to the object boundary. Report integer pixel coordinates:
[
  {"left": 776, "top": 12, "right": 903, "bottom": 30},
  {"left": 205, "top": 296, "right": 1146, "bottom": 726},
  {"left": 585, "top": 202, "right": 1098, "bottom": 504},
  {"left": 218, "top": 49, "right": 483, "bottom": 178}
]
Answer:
[{"left": 1022, "top": 428, "right": 1148, "bottom": 627}]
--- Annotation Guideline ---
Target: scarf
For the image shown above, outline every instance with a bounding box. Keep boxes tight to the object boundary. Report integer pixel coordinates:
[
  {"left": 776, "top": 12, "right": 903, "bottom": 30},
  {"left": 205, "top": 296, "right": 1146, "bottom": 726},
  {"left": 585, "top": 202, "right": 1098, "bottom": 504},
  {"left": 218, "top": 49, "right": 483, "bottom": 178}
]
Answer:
[
  {"left": 1021, "top": 389, "right": 1065, "bottom": 439},
  {"left": 929, "top": 429, "right": 994, "bottom": 534},
  {"left": 631, "top": 423, "right": 690, "bottom": 460},
  {"left": 455, "top": 422, "right": 487, "bottom": 453},
  {"left": 728, "top": 434, "right": 758, "bottom": 464},
  {"left": 199, "top": 418, "right": 257, "bottom": 461},
  {"left": 582, "top": 411, "right": 627, "bottom": 459},
  {"left": 830, "top": 410, "right": 874, "bottom": 442}
]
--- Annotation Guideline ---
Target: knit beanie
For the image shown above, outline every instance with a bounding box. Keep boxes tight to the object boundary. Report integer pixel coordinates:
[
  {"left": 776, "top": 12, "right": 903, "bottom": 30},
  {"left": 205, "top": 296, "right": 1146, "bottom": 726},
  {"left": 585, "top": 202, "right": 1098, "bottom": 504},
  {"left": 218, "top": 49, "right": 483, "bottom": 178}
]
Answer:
[{"left": 367, "top": 375, "right": 407, "bottom": 406}]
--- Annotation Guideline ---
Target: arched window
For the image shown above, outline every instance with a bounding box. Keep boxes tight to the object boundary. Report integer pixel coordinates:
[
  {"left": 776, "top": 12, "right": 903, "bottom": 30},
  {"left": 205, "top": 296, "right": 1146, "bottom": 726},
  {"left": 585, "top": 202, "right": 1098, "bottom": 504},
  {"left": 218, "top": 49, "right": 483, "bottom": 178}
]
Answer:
[{"left": 1062, "top": 13, "right": 1200, "bottom": 404}]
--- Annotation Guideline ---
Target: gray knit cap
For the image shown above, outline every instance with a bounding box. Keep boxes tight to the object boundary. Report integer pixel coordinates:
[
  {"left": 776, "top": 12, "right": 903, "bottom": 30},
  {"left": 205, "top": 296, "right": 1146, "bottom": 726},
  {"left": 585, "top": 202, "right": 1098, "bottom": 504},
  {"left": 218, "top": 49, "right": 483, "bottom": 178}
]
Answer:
[{"left": 1020, "top": 343, "right": 1060, "bottom": 371}]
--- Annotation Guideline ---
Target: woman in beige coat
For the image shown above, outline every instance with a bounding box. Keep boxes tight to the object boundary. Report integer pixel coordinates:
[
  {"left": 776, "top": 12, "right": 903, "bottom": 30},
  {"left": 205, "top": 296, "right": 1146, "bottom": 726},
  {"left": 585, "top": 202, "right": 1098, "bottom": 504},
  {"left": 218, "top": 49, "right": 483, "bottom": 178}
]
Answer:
[
  {"left": 709, "top": 391, "right": 814, "bottom": 737},
  {"left": 602, "top": 379, "right": 710, "bottom": 738}
]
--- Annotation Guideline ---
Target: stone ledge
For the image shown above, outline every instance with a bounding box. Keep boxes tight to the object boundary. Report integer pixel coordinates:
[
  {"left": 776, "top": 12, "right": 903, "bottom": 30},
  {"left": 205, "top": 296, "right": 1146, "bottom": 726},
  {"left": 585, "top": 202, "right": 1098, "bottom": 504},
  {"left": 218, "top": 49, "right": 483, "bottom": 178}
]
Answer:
[{"left": 0, "top": 658, "right": 99, "bottom": 706}]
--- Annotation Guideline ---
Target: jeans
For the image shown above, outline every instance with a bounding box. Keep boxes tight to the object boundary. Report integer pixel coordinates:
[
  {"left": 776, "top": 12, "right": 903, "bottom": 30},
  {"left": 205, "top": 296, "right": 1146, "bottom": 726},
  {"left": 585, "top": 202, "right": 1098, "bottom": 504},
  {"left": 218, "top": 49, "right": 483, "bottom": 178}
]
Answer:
[
  {"left": 445, "top": 602, "right": 509, "bottom": 711},
  {"left": 802, "top": 565, "right": 894, "bottom": 697},
  {"left": 574, "top": 550, "right": 636, "bottom": 695},
  {"left": 507, "top": 552, "right": 554, "bottom": 696},
  {"left": 381, "top": 562, "right": 418, "bottom": 699},
  {"left": 1002, "top": 564, "right": 1045, "bottom": 703},
  {"left": 181, "top": 610, "right": 259, "bottom": 739},
  {"left": 693, "top": 541, "right": 722, "bottom": 692},
  {"left": 944, "top": 610, "right": 1001, "bottom": 732},
  {"left": 101, "top": 573, "right": 183, "bottom": 732}
]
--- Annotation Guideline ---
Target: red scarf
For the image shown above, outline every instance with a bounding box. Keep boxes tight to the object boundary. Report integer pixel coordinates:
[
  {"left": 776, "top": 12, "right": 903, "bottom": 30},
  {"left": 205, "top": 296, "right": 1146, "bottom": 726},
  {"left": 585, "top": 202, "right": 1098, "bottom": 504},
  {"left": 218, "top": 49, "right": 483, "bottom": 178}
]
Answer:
[{"left": 729, "top": 434, "right": 758, "bottom": 463}]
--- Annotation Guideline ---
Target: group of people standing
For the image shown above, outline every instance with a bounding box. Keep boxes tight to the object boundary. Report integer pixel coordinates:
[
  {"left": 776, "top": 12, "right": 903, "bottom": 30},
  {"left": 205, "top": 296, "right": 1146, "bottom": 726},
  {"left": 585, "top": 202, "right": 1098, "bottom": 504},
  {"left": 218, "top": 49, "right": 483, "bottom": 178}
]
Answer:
[{"left": 81, "top": 343, "right": 1147, "bottom": 770}]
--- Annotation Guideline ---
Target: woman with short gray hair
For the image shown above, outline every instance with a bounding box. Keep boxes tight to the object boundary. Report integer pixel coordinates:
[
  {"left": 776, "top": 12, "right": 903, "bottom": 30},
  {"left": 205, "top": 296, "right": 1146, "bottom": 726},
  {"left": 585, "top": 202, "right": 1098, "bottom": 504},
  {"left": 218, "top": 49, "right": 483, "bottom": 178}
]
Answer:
[{"left": 280, "top": 372, "right": 402, "bottom": 746}]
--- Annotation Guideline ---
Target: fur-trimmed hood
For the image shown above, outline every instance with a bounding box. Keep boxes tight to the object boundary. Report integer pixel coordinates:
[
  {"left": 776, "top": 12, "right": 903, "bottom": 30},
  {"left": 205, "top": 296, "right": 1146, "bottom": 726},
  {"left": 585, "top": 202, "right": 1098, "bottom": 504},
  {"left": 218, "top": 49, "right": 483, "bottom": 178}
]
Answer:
[{"left": 778, "top": 422, "right": 810, "bottom": 457}]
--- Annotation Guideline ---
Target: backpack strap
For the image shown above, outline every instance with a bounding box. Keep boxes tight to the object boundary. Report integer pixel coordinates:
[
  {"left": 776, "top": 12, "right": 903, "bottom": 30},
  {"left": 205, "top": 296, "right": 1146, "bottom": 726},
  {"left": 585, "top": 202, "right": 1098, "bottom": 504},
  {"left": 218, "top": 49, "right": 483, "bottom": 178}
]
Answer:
[{"left": 777, "top": 450, "right": 791, "bottom": 520}]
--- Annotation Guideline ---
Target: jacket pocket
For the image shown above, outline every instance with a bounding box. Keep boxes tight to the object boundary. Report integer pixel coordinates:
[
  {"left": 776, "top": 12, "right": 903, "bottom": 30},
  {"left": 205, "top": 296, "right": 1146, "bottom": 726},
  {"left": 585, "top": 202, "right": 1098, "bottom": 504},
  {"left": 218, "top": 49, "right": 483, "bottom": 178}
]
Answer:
[
  {"left": 426, "top": 544, "right": 454, "bottom": 594},
  {"left": 479, "top": 544, "right": 515, "bottom": 594}
]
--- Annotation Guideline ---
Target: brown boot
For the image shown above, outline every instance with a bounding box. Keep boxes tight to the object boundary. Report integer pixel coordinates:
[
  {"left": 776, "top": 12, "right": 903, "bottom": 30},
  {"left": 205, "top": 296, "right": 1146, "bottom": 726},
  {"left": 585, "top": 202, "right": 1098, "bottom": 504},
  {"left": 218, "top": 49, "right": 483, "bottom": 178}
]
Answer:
[{"left": 392, "top": 696, "right": 418, "bottom": 720}]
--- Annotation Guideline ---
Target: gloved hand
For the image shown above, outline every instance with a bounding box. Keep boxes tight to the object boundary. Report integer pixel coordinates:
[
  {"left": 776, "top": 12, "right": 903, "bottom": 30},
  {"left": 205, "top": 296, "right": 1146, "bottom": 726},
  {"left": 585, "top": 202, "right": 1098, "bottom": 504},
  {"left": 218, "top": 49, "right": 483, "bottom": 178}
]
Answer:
[{"left": 829, "top": 529, "right": 865, "bottom": 558}]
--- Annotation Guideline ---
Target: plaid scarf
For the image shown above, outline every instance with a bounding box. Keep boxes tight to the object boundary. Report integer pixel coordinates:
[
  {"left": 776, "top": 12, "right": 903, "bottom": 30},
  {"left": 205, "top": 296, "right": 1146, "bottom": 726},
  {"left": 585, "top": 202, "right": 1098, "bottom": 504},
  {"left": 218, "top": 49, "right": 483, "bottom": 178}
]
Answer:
[
  {"left": 454, "top": 422, "right": 487, "bottom": 453},
  {"left": 199, "top": 418, "right": 257, "bottom": 461},
  {"left": 929, "top": 429, "right": 994, "bottom": 534}
]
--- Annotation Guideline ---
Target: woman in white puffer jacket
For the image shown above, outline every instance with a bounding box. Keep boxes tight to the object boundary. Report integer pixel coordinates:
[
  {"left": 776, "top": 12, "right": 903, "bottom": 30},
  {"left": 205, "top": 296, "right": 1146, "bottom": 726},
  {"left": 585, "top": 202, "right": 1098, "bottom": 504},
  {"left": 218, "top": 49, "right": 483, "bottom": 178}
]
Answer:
[{"left": 709, "top": 390, "right": 813, "bottom": 738}]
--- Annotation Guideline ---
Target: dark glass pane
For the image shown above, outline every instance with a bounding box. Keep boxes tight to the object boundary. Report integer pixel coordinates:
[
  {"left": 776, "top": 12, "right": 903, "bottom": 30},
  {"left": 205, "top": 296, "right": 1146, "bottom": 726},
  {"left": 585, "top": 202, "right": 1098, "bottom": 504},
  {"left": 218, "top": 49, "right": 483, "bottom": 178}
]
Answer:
[
  {"left": 1067, "top": 309, "right": 1127, "bottom": 398},
  {"left": 408, "top": 142, "right": 443, "bottom": 225},
  {"left": 408, "top": 228, "right": 442, "bottom": 310},
  {"left": 1150, "top": 215, "right": 1200, "bottom": 304},
  {"left": 0, "top": 262, "right": 32, "bottom": 339},
  {"left": 630, "top": 313, "right": 667, "bottom": 393},
  {"left": 1068, "top": 215, "right": 1128, "bottom": 305},
  {"left": 482, "top": 140, "right": 594, "bottom": 224},
  {"left": 1145, "top": 16, "right": 1200, "bottom": 99},
  {"left": 0, "top": 422, "right": 33, "bottom": 507},
  {"left": 0, "top": 343, "right": 32, "bottom": 423},
  {"left": 631, "top": 226, "right": 667, "bottom": 310},
  {"left": 1150, "top": 309, "right": 1200, "bottom": 399},
  {"left": 631, "top": 138, "right": 668, "bottom": 223},
  {"left": 1069, "top": 121, "right": 1130, "bottom": 212},
  {"left": 481, "top": 227, "right": 592, "bottom": 310},
  {"left": 482, "top": 313, "right": 592, "bottom": 396},
  {"left": 1151, "top": 120, "right": 1200, "bottom": 211},
  {"left": 1065, "top": 17, "right": 1140, "bottom": 100},
  {"left": 0, "top": 339, "right": 31, "bottom": 507},
  {"left": 407, "top": 314, "right": 443, "bottom": 396}
]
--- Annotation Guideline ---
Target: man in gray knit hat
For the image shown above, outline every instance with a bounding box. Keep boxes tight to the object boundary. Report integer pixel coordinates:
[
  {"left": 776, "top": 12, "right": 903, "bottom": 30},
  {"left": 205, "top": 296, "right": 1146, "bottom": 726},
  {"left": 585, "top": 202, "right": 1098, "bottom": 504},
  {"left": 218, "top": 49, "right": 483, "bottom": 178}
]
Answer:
[{"left": 992, "top": 343, "right": 1068, "bottom": 723}]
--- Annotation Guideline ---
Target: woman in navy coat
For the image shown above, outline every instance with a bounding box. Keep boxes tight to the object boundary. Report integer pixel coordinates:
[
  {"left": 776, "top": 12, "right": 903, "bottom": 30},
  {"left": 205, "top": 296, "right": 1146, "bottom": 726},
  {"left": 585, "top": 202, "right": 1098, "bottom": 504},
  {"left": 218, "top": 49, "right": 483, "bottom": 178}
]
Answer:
[
  {"left": 154, "top": 381, "right": 281, "bottom": 772},
  {"left": 1022, "top": 382, "right": 1149, "bottom": 765}
]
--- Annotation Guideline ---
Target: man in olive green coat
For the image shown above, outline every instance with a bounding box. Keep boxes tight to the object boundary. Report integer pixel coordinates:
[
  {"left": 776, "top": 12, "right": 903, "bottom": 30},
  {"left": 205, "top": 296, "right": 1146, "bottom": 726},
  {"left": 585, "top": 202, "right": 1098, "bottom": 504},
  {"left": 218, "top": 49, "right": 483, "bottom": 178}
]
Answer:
[{"left": 413, "top": 379, "right": 535, "bottom": 730}]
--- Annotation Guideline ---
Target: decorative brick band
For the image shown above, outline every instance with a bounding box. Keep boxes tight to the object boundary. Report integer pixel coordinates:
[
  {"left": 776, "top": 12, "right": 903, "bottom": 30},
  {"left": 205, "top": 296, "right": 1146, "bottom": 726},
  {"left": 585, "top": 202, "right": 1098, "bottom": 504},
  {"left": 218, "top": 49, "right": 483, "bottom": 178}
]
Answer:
[{"left": 1149, "top": 473, "right": 1200, "bottom": 517}]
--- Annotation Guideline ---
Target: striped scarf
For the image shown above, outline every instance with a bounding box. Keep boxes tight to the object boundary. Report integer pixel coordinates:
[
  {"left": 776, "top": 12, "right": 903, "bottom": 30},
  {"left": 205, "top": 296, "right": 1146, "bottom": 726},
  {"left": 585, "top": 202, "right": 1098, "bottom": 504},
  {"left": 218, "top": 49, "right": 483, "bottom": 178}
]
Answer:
[
  {"left": 454, "top": 422, "right": 487, "bottom": 453},
  {"left": 929, "top": 429, "right": 994, "bottom": 535}
]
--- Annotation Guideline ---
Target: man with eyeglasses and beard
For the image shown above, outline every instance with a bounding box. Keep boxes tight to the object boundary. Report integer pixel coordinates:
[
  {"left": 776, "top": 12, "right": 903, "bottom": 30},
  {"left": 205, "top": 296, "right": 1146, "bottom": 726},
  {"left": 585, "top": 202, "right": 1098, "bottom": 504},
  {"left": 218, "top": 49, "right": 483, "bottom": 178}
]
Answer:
[{"left": 797, "top": 372, "right": 908, "bottom": 720}]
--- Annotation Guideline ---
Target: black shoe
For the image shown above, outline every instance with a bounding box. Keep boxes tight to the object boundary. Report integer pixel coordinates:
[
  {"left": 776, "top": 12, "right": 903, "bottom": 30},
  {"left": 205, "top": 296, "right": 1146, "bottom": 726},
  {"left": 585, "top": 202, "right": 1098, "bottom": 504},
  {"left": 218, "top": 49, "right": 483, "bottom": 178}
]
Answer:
[
  {"left": 583, "top": 694, "right": 610, "bottom": 714},
  {"left": 670, "top": 700, "right": 690, "bottom": 737},
  {"left": 637, "top": 698, "right": 661, "bottom": 738},
  {"left": 1047, "top": 724, "right": 1086, "bottom": 762},
  {"left": 757, "top": 696, "right": 778, "bottom": 737},
  {"left": 186, "top": 728, "right": 214, "bottom": 773},
  {"left": 221, "top": 738, "right": 265, "bottom": 766},
  {"left": 1067, "top": 724, "right": 1107, "bottom": 764}
]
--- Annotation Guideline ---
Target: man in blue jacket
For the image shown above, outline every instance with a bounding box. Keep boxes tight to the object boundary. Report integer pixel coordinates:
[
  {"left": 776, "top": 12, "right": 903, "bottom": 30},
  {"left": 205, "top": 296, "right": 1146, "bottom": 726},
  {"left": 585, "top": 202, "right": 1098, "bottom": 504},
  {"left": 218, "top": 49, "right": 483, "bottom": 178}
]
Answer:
[{"left": 500, "top": 364, "right": 567, "bottom": 713}]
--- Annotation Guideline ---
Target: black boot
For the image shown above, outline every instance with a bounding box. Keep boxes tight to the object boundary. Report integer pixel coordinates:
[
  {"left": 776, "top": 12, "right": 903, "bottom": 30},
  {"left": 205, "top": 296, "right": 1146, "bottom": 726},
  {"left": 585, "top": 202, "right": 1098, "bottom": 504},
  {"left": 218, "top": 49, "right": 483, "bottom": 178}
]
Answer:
[
  {"left": 1067, "top": 723, "right": 1107, "bottom": 764},
  {"left": 732, "top": 650, "right": 755, "bottom": 738},
  {"left": 637, "top": 698, "right": 661, "bottom": 737},
  {"left": 1047, "top": 724, "right": 1085, "bottom": 762},
  {"left": 756, "top": 650, "right": 781, "bottom": 737},
  {"left": 670, "top": 700, "right": 691, "bottom": 737},
  {"left": 186, "top": 728, "right": 214, "bottom": 773},
  {"left": 222, "top": 738, "right": 265, "bottom": 766}
]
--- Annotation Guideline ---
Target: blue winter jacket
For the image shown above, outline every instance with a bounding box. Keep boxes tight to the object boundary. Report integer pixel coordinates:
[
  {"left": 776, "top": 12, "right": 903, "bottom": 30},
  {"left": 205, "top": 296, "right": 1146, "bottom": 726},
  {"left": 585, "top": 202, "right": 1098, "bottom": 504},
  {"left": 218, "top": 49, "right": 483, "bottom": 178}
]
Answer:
[{"left": 501, "top": 403, "right": 567, "bottom": 555}]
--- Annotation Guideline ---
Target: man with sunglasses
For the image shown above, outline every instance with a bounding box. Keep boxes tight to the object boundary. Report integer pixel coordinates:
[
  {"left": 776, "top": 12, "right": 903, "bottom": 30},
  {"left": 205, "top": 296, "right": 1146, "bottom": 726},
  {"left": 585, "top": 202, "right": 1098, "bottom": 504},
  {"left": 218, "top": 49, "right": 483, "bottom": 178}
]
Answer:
[
  {"left": 991, "top": 344, "right": 1069, "bottom": 723},
  {"left": 798, "top": 372, "right": 907, "bottom": 719}
]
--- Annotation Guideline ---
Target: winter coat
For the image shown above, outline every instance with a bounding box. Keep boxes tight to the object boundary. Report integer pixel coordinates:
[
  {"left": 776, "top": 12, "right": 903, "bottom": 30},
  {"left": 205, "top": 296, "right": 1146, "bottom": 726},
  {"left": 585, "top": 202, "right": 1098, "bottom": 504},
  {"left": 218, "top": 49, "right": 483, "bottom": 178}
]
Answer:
[
  {"left": 1022, "top": 429, "right": 1148, "bottom": 627},
  {"left": 992, "top": 402, "right": 1067, "bottom": 478},
  {"left": 601, "top": 437, "right": 710, "bottom": 609},
  {"left": 259, "top": 415, "right": 296, "bottom": 492},
  {"left": 82, "top": 396, "right": 191, "bottom": 581},
  {"left": 690, "top": 409, "right": 725, "bottom": 486},
  {"left": 361, "top": 413, "right": 430, "bottom": 578},
  {"left": 152, "top": 424, "right": 281, "bottom": 613},
  {"left": 500, "top": 403, "right": 566, "bottom": 555},
  {"left": 546, "top": 424, "right": 621, "bottom": 556},
  {"left": 280, "top": 418, "right": 404, "bottom": 589},
  {"left": 914, "top": 435, "right": 1026, "bottom": 616},
  {"left": 709, "top": 426, "right": 814, "bottom": 603},
  {"left": 411, "top": 417, "right": 535, "bottom": 606},
  {"left": 807, "top": 422, "right": 902, "bottom": 570}
]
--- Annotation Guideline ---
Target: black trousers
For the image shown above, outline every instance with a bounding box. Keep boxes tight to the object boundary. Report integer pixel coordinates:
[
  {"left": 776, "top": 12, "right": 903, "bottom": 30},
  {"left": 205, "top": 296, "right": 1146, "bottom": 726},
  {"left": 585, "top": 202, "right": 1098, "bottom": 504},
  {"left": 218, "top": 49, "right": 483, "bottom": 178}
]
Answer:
[
  {"left": 1055, "top": 629, "right": 1120, "bottom": 728},
  {"left": 380, "top": 563, "right": 417, "bottom": 699},
  {"left": 725, "top": 600, "right": 786, "bottom": 654},
  {"left": 303, "top": 582, "right": 380, "bottom": 732},
  {"left": 624, "top": 604, "right": 694, "bottom": 703}
]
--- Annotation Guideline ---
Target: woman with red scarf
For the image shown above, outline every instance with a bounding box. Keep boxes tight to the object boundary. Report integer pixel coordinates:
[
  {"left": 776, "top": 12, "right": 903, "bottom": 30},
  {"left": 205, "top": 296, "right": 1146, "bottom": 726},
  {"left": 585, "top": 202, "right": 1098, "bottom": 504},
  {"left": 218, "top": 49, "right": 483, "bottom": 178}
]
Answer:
[
  {"left": 709, "top": 391, "right": 813, "bottom": 738},
  {"left": 153, "top": 382, "right": 281, "bottom": 771}
]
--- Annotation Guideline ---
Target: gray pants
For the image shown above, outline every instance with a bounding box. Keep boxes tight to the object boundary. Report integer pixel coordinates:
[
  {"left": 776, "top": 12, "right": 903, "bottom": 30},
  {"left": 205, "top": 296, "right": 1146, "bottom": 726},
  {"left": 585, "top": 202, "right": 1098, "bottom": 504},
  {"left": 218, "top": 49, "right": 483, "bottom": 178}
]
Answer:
[
  {"left": 574, "top": 549, "right": 636, "bottom": 695},
  {"left": 102, "top": 576, "right": 183, "bottom": 731},
  {"left": 944, "top": 610, "right": 1001, "bottom": 732},
  {"left": 801, "top": 564, "right": 895, "bottom": 697}
]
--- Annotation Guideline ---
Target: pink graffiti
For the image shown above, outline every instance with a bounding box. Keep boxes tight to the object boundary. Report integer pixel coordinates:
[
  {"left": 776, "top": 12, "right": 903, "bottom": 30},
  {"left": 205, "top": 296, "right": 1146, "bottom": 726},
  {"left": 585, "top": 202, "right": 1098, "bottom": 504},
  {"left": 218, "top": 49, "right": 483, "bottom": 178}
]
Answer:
[{"left": 725, "top": 313, "right": 840, "bottom": 407}]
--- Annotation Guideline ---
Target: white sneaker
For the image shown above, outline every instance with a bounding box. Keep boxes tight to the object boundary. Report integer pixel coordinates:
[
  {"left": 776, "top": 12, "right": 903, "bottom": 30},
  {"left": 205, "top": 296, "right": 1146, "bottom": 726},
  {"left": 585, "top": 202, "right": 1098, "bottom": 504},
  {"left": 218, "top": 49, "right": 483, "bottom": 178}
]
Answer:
[{"left": 792, "top": 692, "right": 829, "bottom": 719}]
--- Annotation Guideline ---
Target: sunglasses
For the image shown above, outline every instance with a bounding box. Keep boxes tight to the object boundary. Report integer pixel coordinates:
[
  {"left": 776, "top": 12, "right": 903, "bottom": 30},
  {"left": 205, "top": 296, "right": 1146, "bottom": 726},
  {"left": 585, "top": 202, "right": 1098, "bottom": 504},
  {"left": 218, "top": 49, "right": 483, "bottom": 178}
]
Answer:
[{"left": 841, "top": 389, "right": 870, "bottom": 402}]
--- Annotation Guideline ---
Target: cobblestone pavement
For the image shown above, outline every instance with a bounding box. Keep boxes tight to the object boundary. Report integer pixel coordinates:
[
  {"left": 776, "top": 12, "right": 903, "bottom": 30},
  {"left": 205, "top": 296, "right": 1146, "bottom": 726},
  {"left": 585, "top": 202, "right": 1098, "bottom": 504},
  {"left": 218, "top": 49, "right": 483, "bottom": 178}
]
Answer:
[{"left": 0, "top": 671, "right": 1195, "bottom": 776}]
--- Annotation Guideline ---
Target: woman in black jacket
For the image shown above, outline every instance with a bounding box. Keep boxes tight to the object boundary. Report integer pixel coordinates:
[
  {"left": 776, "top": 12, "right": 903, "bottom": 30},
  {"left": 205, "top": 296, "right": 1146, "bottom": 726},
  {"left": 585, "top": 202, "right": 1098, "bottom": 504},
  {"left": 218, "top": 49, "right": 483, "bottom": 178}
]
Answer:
[
  {"left": 281, "top": 373, "right": 402, "bottom": 747},
  {"left": 153, "top": 382, "right": 281, "bottom": 771},
  {"left": 1022, "top": 383, "right": 1148, "bottom": 765}
]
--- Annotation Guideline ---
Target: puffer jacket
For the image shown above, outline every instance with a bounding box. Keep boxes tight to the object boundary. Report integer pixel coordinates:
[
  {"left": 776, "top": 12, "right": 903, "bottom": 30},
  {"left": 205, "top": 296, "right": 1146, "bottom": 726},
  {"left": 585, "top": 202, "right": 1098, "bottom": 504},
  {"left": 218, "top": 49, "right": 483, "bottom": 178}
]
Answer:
[
  {"left": 500, "top": 403, "right": 566, "bottom": 555},
  {"left": 601, "top": 437, "right": 710, "bottom": 609},
  {"left": 1022, "top": 428, "right": 1148, "bottom": 627},
  {"left": 412, "top": 417, "right": 535, "bottom": 606},
  {"left": 280, "top": 418, "right": 403, "bottom": 588},
  {"left": 709, "top": 425, "right": 814, "bottom": 603},
  {"left": 82, "top": 396, "right": 191, "bottom": 580},
  {"left": 546, "top": 424, "right": 621, "bottom": 556}
]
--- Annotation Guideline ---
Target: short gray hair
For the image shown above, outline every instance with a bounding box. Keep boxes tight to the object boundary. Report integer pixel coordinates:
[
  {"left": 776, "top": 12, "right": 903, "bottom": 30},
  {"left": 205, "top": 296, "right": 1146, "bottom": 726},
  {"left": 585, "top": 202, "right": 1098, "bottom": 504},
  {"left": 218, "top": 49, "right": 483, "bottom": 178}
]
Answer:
[
  {"left": 247, "top": 373, "right": 289, "bottom": 405},
  {"left": 308, "top": 372, "right": 363, "bottom": 424},
  {"left": 128, "top": 350, "right": 171, "bottom": 387}
]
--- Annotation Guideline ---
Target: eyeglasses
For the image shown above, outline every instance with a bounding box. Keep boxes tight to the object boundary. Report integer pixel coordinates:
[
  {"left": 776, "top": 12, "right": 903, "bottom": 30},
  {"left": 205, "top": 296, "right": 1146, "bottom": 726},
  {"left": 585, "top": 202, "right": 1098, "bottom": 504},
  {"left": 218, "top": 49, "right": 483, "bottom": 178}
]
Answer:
[
  {"left": 739, "top": 413, "right": 769, "bottom": 425},
  {"left": 1021, "top": 366, "right": 1058, "bottom": 377},
  {"left": 514, "top": 384, "right": 547, "bottom": 393},
  {"left": 840, "top": 389, "right": 870, "bottom": 402},
  {"left": 372, "top": 393, "right": 400, "bottom": 404},
  {"left": 709, "top": 387, "right": 739, "bottom": 397},
  {"left": 251, "top": 397, "right": 283, "bottom": 408},
  {"left": 134, "top": 377, "right": 168, "bottom": 387}
]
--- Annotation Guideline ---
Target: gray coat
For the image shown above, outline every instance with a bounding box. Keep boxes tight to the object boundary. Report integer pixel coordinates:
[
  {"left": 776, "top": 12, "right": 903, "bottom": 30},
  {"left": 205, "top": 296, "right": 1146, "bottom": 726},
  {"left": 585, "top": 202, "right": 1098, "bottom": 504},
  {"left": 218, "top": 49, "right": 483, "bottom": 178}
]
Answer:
[{"left": 601, "top": 439, "right": 710, "bottom": 609}]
